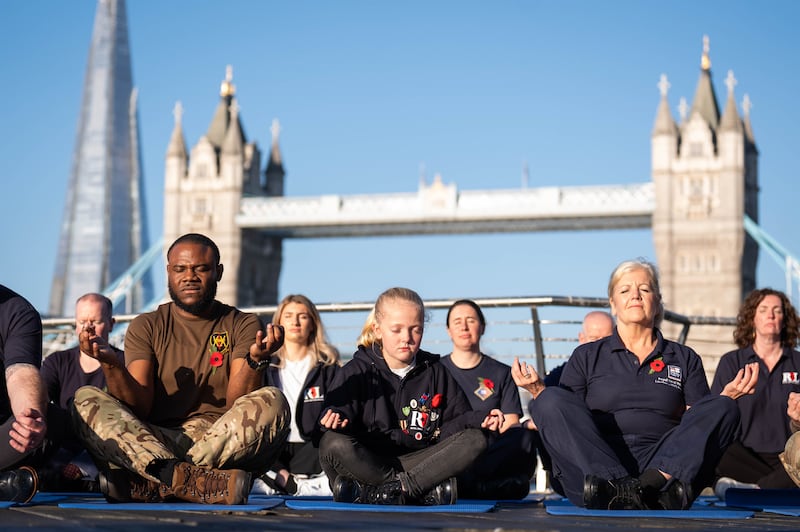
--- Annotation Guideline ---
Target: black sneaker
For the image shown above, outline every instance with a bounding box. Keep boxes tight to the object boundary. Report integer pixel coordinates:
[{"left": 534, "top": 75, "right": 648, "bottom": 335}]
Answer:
[
  {"left": 419, "top": 477, "right": 457, "bottom": 505},
  {"left": 0, "top": 466, "right": 39, "bottom": 503},
  {"left": 584, "top": 474, "right": 645, "bottom": 510},
  {"left": 332, "top": 476, "right": 406, "bottom": 504},
  {"left": 332, "top": 476, "right": 361, "bottom": 503},
  {"left": 643, "top": 478, "right": 691, "bottom": 510},
  {"left": 0, "top": 466, "right": 38, "bottom": 503}
]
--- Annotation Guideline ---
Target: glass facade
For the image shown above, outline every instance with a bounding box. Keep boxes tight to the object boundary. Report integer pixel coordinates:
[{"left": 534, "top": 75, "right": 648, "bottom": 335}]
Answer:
[{"left": 49, "top": 0, "right": 153, "bottom": 317}]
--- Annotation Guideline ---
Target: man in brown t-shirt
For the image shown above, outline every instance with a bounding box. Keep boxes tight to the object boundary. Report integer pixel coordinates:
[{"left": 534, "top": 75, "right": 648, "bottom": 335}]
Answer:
[{"left": 71, "top": 233, "right": 290, "bottom": 505}]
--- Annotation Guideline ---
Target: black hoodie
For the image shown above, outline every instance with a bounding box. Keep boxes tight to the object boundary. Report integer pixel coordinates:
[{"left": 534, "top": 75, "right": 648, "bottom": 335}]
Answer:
[{"left": 323, "top": 345, "right": 488, "bottom": 456}]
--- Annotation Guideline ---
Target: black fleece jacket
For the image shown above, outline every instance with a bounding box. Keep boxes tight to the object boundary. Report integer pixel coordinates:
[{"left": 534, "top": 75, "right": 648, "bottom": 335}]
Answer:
[{"left": 322, "top": 345, "right": 488, "bottom": 456}]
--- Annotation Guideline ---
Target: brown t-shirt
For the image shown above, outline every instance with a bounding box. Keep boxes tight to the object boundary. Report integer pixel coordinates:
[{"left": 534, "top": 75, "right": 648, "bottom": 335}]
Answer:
[{"left": 125, "top": 301, "right": 261, "bottom": 426}]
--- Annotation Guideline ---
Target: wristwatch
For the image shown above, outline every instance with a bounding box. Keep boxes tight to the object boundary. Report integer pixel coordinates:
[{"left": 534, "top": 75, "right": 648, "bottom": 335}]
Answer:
[{"left": 245, "top": 352, "right": 269, "bottom": 372}]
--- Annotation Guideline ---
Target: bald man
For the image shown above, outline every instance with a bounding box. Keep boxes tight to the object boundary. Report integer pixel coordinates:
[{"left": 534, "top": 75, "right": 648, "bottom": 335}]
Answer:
[{"left": 545, "top": 311, "right": 614, "bottom": 387}]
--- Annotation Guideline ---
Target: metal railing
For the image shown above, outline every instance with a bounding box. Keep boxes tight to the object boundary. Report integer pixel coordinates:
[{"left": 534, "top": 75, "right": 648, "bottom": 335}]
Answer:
[{"left": 42, "top": 296, "right": 738, "bottom": 374}]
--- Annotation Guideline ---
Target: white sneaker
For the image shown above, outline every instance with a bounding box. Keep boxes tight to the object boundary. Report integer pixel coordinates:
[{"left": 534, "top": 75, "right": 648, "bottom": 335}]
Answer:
[
  {"left": 293, "top": 473, "right": 333, "bottom": 496},
  {"left": 250, "top": 477, "right": 280, "bottom": 495},
  {"left": 714, "top": 477, "right": 759, "bottom": 499}
]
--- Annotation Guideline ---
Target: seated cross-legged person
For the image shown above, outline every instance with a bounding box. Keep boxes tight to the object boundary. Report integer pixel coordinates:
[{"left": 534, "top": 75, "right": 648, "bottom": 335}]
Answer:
[
  {"left": 71, "top": 233, "right": 291, "bottom": 505},
  {"left": 711, "top": 288, "right": 800, "bottom": 495},
  {"left": 253, "top": 294, "right": 340, "bottom": 496},
  {"left": 513, "top": 259, "right": 757, "bottom": 510},
  {"left": 319, "top": 288, "right": 503, "bottom": 505},
  {"left": 440, "top": 299, "right": 536, "bottom": 500}
]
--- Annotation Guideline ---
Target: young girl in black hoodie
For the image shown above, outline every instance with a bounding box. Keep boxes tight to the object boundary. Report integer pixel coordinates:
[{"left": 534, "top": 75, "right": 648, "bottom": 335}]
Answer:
[{"left": 318, "top": 287, "right": 503, "bottom": 505}]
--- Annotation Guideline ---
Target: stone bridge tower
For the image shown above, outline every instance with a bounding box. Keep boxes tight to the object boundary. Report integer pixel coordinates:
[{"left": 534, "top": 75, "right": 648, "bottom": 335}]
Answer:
[
  {"left": 652, "top": 36, "right": 759, "bottom": 362},
  {"left": 163, "top": 67, "right": 283, "bottom": 307}
]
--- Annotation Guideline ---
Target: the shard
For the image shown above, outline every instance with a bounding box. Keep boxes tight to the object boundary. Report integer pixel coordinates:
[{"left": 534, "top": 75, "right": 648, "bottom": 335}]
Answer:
[{"left": 49, "top": 0, "right": 152, "bottom": 317}]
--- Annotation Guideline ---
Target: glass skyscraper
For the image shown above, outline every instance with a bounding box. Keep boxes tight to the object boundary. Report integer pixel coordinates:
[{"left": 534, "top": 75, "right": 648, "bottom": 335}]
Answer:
[{"left": 49, "top": 0, "right": 153, "bottom": 317}]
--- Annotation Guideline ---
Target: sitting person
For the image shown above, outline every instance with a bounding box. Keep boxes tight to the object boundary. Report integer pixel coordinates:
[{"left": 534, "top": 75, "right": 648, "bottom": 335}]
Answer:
[
  {"left": 70, "top": 233, "right": 291, "bottom": 505},
  {"left": 318, "top": 287, "right": 504, "bottom": 505},
  {"left": 440, "top": 299, "right": 535, "bottom": 499},
  {"left": 711, "top": 288, "right": 800, "bottom": 495},
  {"left": 40, "top": 293, "right": 125, "bottom": 491},
  {"left": 0, "top": 284, "right": 45, "bottom": 503},
  {"left": 512, "top": 259, "right": 757, "bottom": 510},
  {"left": 254, "top": 294, "right": 340, "bottom": 496}
]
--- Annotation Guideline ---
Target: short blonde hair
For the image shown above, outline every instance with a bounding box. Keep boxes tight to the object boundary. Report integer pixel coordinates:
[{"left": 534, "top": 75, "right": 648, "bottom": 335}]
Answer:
[{"left": 607, "top": 259, "right": 664, "bottom": 327}]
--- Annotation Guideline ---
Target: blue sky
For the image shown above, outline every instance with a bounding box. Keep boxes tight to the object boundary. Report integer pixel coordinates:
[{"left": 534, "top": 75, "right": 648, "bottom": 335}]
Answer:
[{"left": 2, "top": 0, "right": 799, "bottom": 324}]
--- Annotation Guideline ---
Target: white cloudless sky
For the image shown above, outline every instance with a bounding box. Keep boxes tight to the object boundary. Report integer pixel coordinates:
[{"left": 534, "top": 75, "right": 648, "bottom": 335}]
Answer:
[{"left": 1, "top": 0, "right": 798, "bottom": 335}]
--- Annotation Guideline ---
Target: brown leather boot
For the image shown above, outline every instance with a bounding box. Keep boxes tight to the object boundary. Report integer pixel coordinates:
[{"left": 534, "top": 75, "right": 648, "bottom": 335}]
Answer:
[
  {"left": 170, "top": 463, "right": 251, "bottom": 505},
  {"left": 99, "top": 469, "right": 174, "bottom": 503}
]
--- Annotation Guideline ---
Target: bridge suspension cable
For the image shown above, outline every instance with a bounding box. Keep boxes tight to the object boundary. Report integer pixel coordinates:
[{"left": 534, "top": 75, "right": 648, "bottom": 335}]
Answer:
[{"left": 744, "top": 215, "right": 800, "bottom": 305}]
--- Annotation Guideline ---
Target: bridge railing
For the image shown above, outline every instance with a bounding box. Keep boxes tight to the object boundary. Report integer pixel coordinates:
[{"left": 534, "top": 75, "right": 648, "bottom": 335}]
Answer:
[{"left": 42, "top": 295, "right": 737, "bottom": 374}]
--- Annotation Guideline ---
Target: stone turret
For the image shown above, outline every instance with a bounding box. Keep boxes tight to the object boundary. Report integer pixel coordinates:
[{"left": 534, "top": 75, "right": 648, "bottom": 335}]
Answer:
[
  {"left": 651, "top": 36, "right": 759, "bottom": 375},
  {"left": 162, "top": 66, "right": 282, "bottom": 307}
]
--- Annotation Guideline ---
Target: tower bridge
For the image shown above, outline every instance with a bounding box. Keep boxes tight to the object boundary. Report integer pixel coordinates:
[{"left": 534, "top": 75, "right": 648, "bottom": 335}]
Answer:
[
  {"left": 55, "top": 1, "right": 800, "bottom": 367},
  {"left": 236, "top": 181, "right": 654, "bottom": 238}
]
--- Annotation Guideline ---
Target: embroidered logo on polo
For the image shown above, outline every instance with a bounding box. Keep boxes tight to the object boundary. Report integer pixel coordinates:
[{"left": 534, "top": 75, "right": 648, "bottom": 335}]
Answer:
[
  {"left": 474, "top": 377, "right": 495, "bottom": 401},
  {"left": 783, "top": 372, "right": 800, "bottom": 385},
  {"left": 668, "top": 365, "right": 682, "bottom": 381},
  {"left": 304, "top": 386, "right": 323, "bottom": 402},
  {"left": 400, "top": 392, "right": 442, "bottom": 441}
]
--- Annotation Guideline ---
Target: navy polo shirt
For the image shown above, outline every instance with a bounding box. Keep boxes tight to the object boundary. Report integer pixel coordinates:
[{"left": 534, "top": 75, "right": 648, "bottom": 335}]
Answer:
[
  {"left": 441, "top": 354, "right": 523, "bottom": 416},
  {"left": 711, "top": 346, "right": 800, "bottom": 454},
  {"left": 560, "top": 328, "right": 709, "bottom": 449}
]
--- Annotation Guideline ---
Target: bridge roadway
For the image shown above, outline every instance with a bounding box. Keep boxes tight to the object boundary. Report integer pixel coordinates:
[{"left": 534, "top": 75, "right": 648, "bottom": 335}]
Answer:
[{"left": 237, "top": 181, "right": 654, "bottom": 237}]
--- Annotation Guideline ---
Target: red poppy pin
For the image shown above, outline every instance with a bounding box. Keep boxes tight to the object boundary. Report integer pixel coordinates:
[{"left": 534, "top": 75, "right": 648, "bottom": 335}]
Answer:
[
  {"left": 208, "top": 331, "right": 230, "bottom": 375},
  {"left": 649, "top": 357, "right": 665, "bottom": 374},
  {"left": 431, "top": 393, "right": 443, "bottom": 408},
  {"left": 482, "top": 378, "right": 495, "bottom": 390}
]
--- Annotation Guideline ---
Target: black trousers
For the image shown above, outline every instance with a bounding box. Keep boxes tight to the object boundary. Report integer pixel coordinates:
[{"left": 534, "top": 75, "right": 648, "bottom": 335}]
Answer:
[
  {"left": 319, "top": 428, "right": 487, "bottom": 498},
  {"left": 716, "top": 441, "right": 795, "bottom": 488},
  {"left": 529, "top": 387, "right": 740, "bottom": 507}
]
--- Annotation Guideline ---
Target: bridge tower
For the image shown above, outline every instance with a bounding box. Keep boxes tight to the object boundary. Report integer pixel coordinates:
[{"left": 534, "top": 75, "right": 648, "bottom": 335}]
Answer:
[
  {"left": 652, "top": 36, "right": 759, "bottom": 358},
  {"left": 163, "top": 67, "right": 282, "bottom": 306}
]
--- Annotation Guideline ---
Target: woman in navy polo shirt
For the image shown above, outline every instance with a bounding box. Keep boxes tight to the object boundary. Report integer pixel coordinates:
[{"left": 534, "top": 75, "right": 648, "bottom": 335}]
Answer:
[
  {"left": 711, "top": 288, "right": 800, "bottom": 494},
  {"left": 441, "top": 299, "right": 536, "bottom": 499},
  {"left": 511, "top": 259, "right": 758, "bottom": 510}
]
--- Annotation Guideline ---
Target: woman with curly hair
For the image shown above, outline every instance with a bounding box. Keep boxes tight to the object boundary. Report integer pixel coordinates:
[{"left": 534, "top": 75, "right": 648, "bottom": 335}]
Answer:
[{"left": 711, "top": 288, "right": 800, "bottom": 494}]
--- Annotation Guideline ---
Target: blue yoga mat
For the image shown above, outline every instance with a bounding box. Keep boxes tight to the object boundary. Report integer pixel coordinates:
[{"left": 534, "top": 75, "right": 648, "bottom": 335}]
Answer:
[
  {"left": 285, "top": 499, "right": 495, "bottom": 513},
  {"left": 58, "top": 498, "right": 284, "bottom": 512},
  {"left": 544, "top": 498, "right": 753, "bottom": 519},
  {"left": 725, "top": 488, "right": 800, "bottom": 508}
]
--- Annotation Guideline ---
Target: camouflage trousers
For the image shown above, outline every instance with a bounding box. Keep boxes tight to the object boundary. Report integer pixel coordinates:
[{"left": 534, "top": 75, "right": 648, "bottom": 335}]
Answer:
[
  {"left": 71, "top": 385, "right": 290, "bottom": 483},
  {"left": 781, "top": 431, "right": 800, "bottom": 487}
]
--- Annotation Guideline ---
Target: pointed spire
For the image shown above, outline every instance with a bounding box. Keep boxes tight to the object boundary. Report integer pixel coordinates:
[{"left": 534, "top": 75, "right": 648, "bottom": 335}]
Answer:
[
  {"left": 652, "top": 74, "right": 678, "bottom": 136},
  {"left": 678, "top": 97, "right": 689, "bottom": 124},
  {"left": 689, "top": 34, "right": 721, "bottom": 129},
  {"left": 269, "top": 118, "right": 283, "bottom": 164},
  {"left": 221, "top": 98, "right": 244, "bottom": 156},
  {"left": 167, "top": 101, "right": 187, "bottom": 157},
  {"left": 265, "top": 118, "right": 285, "bottom": 197},
  {"left": 742, "top": 94, "right": 758, "bottom": 149},
  {"left": 719, "top": 70, "right": 743, "bottom": 132},
  {"left": 207, "top": 65, "right": 235, "bottom": 148}
]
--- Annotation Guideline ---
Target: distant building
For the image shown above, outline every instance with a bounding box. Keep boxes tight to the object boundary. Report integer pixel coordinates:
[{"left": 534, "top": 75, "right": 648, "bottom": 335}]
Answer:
[
  {"left": 163, "top": 67, "right": 283, "bottom": 307},
  {"left": 50, "top": 0, "right": 153, "bottom": 317},
  {"left": 652, "top": 36, "right": 759, "bottom": 364}
]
